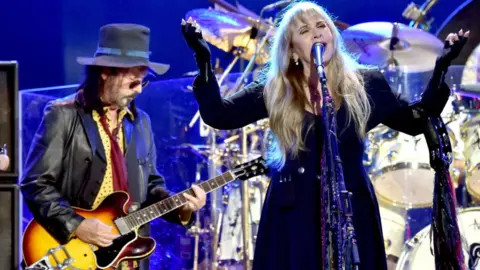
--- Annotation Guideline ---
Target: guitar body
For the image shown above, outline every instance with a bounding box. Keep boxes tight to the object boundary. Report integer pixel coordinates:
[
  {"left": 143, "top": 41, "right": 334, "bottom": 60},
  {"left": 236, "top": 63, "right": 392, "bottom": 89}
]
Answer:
[
  {"left": 22, "top": 192, "right": 156, "bottom": 269},
  {"left": 22, "top": 157, "right": 268, "bottom": 269}
]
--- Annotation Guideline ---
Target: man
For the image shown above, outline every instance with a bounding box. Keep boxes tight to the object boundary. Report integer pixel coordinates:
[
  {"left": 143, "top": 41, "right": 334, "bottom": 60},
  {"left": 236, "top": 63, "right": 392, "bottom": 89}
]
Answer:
[{"left": 21, "top": 23, "right": 206, "bottom": 270}]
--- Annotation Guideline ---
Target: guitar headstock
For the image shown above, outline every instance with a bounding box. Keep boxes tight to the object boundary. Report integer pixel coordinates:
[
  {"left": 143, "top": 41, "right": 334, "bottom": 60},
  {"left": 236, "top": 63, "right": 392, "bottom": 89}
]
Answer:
[{"left": 233, "top": 157, "right": 269, "bottom": 180}]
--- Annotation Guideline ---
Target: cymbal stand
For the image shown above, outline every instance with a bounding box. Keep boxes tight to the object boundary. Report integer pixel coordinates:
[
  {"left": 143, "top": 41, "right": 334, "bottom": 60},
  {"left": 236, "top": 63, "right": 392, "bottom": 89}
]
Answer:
[
  {"left": 239, "top": 123, "right": 267, "bottom": 269},
  {"left": 226, "top": 18, "right": 275, "bottom": 270},
  {"left": 402, "top": 0, "right": 438, "bottom": 31},
  {"left": 188, "top": 162, "right": 212, "bottom": 270},
  {"left": 229, "top": 21, "right": 276, "bottom": 94},
  {"left": 207, "top": 129, "right": 222, "bottom": 270},
  {"left": 224, "top": 24, "right": 273, "bottom": 269},
  {"left": 240, "top": 125, "right": 252, "bottom": 270},
  {"left": 384, "top": 23, "right": 406, "bottom": 96}
]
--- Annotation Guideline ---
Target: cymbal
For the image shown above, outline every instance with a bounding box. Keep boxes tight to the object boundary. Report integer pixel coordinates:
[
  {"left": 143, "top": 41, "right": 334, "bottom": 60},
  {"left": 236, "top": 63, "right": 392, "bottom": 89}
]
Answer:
[
  {"left": 185, "top": 8, "right": 273, "bottom": 64},
  {"left": 342, "top": 21, "right": 444, "bottom": 72}
]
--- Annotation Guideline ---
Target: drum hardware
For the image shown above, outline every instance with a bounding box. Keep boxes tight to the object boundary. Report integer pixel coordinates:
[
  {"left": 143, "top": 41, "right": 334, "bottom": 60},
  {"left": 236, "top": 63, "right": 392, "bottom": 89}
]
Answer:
[
  {"left": 210, "top": 187, "right": 230, "bottom": 270},
  {"left": 227, "top": 19, "right": 276, "bottom": 97},
  {"left": 186, "top": 7, "right": 274, "bottom": 130},
  {"left": 342, "top": 21, "right": 444, "bottom": 72},
  {"left": 386, "top": 150, "right": 398, "bottom": 163},
  {"left": 457, "top": 86, "right": 480, "bottom": 100},
  {"left": 186, "top": 220, "right": 212, "bottom": 270},
  {"left": 207, "top": 11, "right": 275, "bottom": 266},
  {"left": 364, "top": 126, "right": 399, "bottom": 168},
  {"left": 180, "top": 120, "right": 269, "bottom": 269},
  {"left": 240, "top": 125, "right": 251, "bottom": 270},
  {"left": 184, "top": 8, "right": 272, "bottom": 67},
  {"left": 402, "top": 0, "right": 438, "bottom": 31}
]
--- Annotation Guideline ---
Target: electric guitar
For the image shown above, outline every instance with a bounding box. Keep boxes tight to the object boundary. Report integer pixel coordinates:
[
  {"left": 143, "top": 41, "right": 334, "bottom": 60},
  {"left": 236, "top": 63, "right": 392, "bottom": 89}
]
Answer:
[{"left": 22, "top": 157, "right": 268, "bottom": 270}]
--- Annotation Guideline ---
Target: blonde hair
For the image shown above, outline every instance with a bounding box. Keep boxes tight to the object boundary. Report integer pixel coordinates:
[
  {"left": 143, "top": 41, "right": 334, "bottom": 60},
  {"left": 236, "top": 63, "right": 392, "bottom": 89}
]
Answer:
[{"left": 263, "top": 1, "right": 371, "bottom": 168}]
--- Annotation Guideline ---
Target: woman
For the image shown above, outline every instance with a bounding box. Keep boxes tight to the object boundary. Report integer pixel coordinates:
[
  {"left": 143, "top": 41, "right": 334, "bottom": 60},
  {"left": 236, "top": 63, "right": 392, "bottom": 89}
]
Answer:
[{"left": 181, "top": 1, "right": 469, "bottom": 269}]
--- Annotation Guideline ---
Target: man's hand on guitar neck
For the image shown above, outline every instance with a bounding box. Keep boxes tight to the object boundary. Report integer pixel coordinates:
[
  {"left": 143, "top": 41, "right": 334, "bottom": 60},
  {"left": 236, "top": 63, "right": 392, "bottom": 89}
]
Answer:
[
  {"left": 75, "top": 218, "right": 120, "bottom": 247},
  {"left": 178, "top": 184, "right": 207, "bottom": 224}
]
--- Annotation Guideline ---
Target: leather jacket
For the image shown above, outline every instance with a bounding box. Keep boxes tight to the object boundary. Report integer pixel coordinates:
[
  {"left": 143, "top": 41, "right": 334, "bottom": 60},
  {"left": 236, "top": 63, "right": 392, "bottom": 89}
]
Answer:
[{"left": 21, "top": 91, "right": 191, "bottom": 245}]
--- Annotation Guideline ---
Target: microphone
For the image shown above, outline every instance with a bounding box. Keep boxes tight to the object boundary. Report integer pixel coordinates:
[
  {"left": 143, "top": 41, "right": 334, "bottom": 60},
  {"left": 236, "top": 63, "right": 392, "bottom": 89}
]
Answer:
[
  {"left": 261, "top": 0, "right": 292, "bottom": 12},
  {"left": 312, "top": 42, "right": 325, "bottom": 77}
]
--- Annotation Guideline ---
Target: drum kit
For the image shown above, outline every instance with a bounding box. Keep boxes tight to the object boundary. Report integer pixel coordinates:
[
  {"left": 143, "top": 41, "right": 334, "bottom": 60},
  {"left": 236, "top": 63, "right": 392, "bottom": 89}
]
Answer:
[{"left": 180, "top": 0, "right": 480, "bottom": 269}]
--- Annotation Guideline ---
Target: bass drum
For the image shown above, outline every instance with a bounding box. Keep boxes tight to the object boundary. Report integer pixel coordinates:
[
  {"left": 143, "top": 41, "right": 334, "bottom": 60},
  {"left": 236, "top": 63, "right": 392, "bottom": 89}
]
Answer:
[
  {"left": 462, "top": 113, "right": 480, "bottom": 201},
  {"left": 396, "top": 207, "right": 480, "bottom": 270},
  {"left": 378, "top": 204, "right": 407, "bottom": 269}
]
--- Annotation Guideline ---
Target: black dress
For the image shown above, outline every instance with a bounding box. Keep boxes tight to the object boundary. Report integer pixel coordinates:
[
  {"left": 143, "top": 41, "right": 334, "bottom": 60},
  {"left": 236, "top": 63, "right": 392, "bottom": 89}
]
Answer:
[{"left": 192, "top": 69, "right": 450, "bottom": 270}]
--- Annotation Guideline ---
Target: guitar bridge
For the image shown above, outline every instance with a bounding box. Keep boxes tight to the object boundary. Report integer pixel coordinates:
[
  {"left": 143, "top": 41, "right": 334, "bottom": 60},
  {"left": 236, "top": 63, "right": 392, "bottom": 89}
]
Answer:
[
  {"left": 25, "top": 245, "right": 90, "bottom": 270},
  {"left": 114, "top": 217, "right": 131, "bottom": 235}
]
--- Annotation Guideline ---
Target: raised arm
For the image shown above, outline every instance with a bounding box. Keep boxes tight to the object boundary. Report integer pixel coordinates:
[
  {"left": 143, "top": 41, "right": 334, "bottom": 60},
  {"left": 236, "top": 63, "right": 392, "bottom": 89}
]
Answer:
[
  {"left": 373, "top": 30, "right": 469, "bottom": 136},
  {"left": 181, "top": 18, "right": 268, "bottom": 130},
  {"left": 20, "top": 103, "right": 84, "bottom": 244}
]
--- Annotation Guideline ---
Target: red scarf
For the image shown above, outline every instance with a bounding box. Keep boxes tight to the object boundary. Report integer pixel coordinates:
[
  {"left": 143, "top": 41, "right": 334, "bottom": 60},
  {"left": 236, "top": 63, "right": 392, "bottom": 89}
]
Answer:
[
  {"left": 98, "top": 115, "right": 137, "bottom": 269},
  {"left": 98, "top": 115, "right": 130, "bottom": 194}
]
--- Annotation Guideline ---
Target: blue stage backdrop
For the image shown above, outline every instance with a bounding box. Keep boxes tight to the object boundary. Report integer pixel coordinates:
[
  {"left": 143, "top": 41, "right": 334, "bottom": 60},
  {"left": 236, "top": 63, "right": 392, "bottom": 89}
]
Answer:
[
  {"left": 20, "top": 72, "right": 254, "bottom": 269},
  {"left": 0, "top": 0, "right": 463, "bottom": 90}
]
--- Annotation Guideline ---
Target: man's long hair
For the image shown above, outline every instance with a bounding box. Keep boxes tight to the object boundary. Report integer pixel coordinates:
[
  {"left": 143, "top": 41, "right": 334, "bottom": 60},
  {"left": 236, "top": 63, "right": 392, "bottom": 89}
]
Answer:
[{"left": 76, "top": 65, "right": 138, "bottom": 118}]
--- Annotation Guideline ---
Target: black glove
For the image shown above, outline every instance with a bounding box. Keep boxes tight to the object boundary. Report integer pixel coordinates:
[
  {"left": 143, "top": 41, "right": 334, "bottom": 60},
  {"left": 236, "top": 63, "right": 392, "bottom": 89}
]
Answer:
[
  {"left": 181, "top": 18, "right": 212, "bottom": 70},
  {"left": 434, "top": 31, "right": 469, "bottom": 74},
  {"left": 422, "top": 30, "right": 469, "bottom": 116}
]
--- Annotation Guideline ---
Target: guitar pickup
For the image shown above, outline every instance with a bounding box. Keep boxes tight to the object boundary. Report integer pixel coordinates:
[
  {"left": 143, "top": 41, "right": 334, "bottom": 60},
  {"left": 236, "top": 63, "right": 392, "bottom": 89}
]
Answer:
[{"left": 114, "top": 218, "right": 131, "bottom": 235}]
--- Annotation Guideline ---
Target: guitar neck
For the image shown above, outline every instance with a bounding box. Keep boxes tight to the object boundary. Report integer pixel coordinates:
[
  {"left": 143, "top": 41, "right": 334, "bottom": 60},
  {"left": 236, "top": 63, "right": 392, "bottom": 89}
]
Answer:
[{"left": 123, "top": 171, "right": 236, "bottom": 229}]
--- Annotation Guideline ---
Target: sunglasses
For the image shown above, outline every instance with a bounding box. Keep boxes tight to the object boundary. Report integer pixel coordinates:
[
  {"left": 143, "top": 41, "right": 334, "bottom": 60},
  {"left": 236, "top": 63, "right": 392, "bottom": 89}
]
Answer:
[{"left": 128, "top": 80, "right": 150, "bottom": 89}]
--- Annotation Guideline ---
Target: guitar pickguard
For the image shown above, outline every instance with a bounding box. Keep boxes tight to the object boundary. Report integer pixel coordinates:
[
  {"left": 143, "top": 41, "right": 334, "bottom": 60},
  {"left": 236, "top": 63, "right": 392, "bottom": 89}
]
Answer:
[
  {"left": 94, "top": 232, "right": 136, "bottom": 268},
  {"left": 94, "top": 232, "right": 156, "bottom": 269}
]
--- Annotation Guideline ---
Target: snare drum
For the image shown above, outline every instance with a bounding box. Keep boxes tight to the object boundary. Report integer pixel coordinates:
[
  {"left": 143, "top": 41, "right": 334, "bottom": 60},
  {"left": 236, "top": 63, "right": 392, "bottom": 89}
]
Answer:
[
  {"left": 463, "top": 114, "right": 480, "bottom": 201},
  {"left": 396, "top": 207, "right": 480, "bottom": 270}
]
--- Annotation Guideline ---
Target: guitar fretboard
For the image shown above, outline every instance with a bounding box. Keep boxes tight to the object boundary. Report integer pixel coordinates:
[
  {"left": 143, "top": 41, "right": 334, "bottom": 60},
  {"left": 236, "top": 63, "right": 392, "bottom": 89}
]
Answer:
[{"left": 123, "top": 171, "right": 235, "bottom": 230}]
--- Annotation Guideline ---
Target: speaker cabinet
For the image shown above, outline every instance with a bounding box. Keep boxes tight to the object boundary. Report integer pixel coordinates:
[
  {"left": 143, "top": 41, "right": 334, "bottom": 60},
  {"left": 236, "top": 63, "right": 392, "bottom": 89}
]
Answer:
[
  {"left": 0, "top": 183, "right": 21, "bottom": 270},
  {"left": 0, "top": 61, "right": 19, "bottom": 179}
]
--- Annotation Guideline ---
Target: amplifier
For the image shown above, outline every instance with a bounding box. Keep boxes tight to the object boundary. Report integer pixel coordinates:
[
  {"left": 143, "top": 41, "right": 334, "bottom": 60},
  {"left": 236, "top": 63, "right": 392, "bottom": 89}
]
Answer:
[
  {"left": 0, "top": 183, "right": 21, "bottom": 270},
  {"left": 0, "top": 61, "right": 19, "bottom": 179}
]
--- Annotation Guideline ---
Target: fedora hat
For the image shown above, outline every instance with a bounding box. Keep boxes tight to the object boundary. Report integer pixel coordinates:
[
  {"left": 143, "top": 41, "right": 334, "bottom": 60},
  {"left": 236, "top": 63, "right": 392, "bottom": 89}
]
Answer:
[{"left": 77, "top": 23, "right": 169, "bottom": 75}]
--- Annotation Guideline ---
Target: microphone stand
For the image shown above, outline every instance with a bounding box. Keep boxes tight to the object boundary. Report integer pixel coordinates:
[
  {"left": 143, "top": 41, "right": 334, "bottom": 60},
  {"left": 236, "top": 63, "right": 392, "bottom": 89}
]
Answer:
[{"left": 313, "top": 44, "right": 360, "bottom": 270}]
